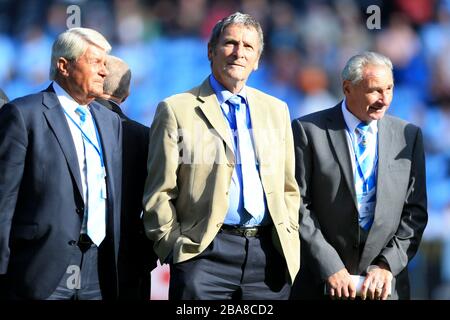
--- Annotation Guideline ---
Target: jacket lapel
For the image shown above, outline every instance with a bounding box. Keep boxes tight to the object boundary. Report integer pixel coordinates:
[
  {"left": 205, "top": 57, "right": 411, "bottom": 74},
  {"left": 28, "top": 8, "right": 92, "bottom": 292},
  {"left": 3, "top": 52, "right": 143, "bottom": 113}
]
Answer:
[
  {"left": 373, "top": 116, "right": 393, "bottom": 222},
  {"left": 42, "top": 87, "right": 83, "bottom": 197},
  {"left": 359, "top": 117, "right": 394, "bottom": 269},
  {"left": 327, "top": 104, "right": 358, "bottom": 210},
  {"left": 196, "top": 79, "right": 235, "bottom": 160}
]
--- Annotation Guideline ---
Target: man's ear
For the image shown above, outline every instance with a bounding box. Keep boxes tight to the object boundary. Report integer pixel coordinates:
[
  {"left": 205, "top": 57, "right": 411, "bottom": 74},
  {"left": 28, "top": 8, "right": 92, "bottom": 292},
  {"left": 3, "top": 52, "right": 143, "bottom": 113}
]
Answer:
[
  {"left": 207, "top": 43, "right": 213, "bottom": 61},
  {"left": 57, "top": 57, "right": 70, "bottom": 77},
  {"left": 121, "top": 92, "right": 129, "bottom": 103},
  {"left": 343, "top": 80, "right": 351, "bottom": 95}
]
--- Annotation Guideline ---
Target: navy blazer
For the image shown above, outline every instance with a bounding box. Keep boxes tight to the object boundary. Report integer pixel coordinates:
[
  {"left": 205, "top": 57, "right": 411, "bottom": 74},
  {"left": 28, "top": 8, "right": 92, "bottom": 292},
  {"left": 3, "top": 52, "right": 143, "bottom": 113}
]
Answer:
[{"left": 0, "top": 84, "right": 122, "bottom": 299}]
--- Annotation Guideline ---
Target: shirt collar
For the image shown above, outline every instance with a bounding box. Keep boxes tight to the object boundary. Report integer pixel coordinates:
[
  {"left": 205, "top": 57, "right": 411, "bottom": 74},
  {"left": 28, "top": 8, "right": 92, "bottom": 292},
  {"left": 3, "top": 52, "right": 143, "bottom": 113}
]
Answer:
[
  {"left": 52, "top": 81, "right": 88, "bottom": 117},
  {"left": 341, "top": 99, "right": 378, "bottom": 135},
  {"left": 209, "top": 74, "right": 248, "bottom": 108}
]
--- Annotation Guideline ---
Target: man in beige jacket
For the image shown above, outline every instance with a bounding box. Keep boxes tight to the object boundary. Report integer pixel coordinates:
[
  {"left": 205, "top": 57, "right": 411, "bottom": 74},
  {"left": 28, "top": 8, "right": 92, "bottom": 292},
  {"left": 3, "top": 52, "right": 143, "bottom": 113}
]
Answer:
[{"left": 143, "top": 12, "right": 300, "bottom": 300}]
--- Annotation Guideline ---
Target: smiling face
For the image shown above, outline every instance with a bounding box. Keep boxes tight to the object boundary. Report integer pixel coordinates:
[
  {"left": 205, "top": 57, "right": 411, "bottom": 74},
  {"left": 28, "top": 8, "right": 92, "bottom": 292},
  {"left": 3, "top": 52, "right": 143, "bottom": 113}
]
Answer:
[
  {"left": 57, "top": 44, "right": 108, "bottom": 105},
  {"left": 344, "top": 64, "right": 394, "bottom": 122},
  {"left": 208, "top": 23, "right": 261, "bottom": 93}
]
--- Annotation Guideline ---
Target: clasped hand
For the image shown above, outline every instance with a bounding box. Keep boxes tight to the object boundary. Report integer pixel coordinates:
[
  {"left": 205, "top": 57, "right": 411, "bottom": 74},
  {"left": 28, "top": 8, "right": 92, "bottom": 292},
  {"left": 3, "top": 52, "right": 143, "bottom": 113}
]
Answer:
[{"left": 326, "top": 265, "right": 392, "bottom": 300}]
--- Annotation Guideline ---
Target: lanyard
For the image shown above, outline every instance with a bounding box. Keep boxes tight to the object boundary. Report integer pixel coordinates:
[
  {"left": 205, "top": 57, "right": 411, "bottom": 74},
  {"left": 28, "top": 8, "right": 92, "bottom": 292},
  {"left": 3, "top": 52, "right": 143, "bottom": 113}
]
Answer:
[
  {"left": 63, "top": 108, "right": 105, "bottom": 168},
  {"left": 346, "top": 125, "right": 378, "bottom": 193}
]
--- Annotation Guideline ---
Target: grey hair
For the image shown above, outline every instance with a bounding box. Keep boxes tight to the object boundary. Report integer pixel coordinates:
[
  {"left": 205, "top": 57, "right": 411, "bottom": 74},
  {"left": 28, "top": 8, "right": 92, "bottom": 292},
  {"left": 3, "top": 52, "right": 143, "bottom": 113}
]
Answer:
[
  {"left": 342, "top": 51, "right": 393, "bottom": 84},
  {"left": 103, "top": 55, "right": 131, "bottom": 100},
  {"left": 208, "top": 12, "right": 264, "bottom": 56},
  {"left": 49, "top": 27, "right": 112, "bottom": 80}
]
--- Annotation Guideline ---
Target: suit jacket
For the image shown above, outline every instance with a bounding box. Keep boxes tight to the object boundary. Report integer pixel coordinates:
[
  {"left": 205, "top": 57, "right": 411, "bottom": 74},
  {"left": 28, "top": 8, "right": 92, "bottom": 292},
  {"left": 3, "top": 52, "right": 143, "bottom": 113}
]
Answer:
[
  {"left": 291, "top": 103, "right": 428, "bottom": 299},
  {"left": 143, "top": 78, "right": 301, "bottom": 283},
  {"left": 0, "top": 85, "right": 122, "bottom": 300},
  {"left": 96, "top": 98, "right": 157, "bottom": 300}
]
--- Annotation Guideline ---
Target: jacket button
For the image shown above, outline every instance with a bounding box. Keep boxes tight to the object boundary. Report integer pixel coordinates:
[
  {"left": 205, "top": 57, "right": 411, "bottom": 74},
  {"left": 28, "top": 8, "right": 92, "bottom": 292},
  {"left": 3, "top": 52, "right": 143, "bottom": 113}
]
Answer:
[
  {"left": 68, "top": 240, "right": 77, "bottom": 246},
  {"left": 76, "top": 208, "right": 83, "bottom": 214}
]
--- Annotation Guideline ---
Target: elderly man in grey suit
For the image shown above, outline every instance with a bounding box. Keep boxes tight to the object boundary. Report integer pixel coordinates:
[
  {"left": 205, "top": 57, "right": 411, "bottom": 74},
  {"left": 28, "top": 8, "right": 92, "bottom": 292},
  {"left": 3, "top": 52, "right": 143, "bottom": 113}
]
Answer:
[{"left": 291, "top": 51, "right": 427, "bottom": 300}]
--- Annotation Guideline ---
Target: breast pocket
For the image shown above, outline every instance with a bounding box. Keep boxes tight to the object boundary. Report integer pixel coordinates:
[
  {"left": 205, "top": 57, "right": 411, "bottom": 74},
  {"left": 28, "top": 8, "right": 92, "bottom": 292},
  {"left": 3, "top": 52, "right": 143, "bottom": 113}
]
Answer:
[{"left": 388, "top": 159, "right": 411, "bottom": 172}]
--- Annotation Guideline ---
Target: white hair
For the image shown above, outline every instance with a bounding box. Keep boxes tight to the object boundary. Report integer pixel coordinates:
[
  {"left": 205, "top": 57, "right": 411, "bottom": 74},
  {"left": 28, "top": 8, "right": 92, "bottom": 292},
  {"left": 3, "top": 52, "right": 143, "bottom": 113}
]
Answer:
[
  {"left": 342, "top": 51, "right": 393, "bottom": 84},
  {"left": 49, "top": 27, "right": 111, "bottom": 80}
]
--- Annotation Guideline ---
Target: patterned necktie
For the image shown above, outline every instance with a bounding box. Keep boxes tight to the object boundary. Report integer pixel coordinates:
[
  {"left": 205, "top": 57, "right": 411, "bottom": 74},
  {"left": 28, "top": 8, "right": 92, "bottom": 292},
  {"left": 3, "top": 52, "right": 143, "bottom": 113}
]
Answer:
[
  {"left": 354, "top": 121, "right": 377, "bottom": 230},
  {"left": 75, "top": 106, "right": 106, "bottom": 246},
  {"left": 227, "top": 95, "right": 265, "bottom": 220}
]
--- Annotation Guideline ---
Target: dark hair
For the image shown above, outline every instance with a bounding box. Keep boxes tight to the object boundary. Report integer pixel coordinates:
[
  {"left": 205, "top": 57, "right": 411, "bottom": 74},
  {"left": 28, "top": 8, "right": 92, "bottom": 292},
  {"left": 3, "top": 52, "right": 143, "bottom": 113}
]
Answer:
[{"left": 208, "top": 12, "right": 264, "bottom": 56}]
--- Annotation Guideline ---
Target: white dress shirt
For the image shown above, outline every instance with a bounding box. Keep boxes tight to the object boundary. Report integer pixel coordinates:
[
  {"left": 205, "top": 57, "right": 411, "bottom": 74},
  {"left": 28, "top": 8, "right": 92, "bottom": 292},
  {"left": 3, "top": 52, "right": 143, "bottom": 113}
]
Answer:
[{"left": 53, "top": 81, "right": 88, "bottom": 203}]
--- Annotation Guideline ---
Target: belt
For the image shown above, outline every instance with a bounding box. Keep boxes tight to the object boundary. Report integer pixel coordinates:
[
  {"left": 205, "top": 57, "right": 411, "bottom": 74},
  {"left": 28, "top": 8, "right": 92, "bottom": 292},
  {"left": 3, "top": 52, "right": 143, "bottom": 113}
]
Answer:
[
  {"left": 220, "top": 224, "right": 269, "bottom": 237},
  {"left": 78, "top": 233, "right": 93, "bottom": 252}
]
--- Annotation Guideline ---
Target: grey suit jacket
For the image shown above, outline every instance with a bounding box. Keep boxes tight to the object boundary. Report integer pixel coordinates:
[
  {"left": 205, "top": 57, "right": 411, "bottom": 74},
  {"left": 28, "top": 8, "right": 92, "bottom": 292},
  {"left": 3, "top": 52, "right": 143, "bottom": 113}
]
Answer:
[{"left": 291, "top": 103, "right": 427, "bottom": 299}]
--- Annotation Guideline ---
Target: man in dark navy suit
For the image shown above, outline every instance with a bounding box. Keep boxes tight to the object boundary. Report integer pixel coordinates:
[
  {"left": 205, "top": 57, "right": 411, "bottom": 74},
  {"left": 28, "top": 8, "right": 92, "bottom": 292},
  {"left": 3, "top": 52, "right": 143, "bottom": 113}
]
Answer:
[
  {"left": 96, "top": 55, "right": 157, "bottom": 300},
  {"left": 0, "top": 28, "right": 122, "bottom": 300}
]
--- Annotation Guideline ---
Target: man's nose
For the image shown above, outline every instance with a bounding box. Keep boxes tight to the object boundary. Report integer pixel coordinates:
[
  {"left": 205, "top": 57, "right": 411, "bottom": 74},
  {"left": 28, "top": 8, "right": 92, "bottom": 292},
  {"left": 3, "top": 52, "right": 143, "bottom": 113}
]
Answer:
[
  {"left": 99, "top": 63, "right": 108, "bottom": 77},
  {"left": 380, "top": 91, "right": 390, "bottom": 104},
  {"left": 233, "top": 43, "right": 244, "bottom": 58}
]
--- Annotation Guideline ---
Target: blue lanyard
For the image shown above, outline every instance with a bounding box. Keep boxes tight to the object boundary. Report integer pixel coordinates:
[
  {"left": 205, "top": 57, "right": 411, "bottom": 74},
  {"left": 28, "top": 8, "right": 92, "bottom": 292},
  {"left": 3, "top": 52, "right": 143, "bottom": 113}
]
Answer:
[
  {"left": 63, "top": 108, "right": 105, "bottom": 168},
  {"left": 346, "top": 125, "right": 378, "bottom": 192}
]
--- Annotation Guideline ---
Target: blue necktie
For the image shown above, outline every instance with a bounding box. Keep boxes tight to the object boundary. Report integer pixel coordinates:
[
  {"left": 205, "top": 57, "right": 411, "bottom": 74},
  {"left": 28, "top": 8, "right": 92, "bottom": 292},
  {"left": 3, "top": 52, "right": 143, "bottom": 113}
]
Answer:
[
  {"left": 354, "top": 122, "right": 377, "bottom": 230},
  {"left": 75, "top": 106, "right": 106, "bottom": 246},
  {"left": 227, "top": 95, "right": 265, "bottom": 220}
]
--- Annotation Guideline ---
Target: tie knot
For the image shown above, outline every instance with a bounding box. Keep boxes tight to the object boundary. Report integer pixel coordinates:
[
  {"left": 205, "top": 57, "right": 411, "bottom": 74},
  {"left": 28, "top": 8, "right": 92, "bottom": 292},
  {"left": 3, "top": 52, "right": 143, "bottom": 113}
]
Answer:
[
  {"left": 356, "top": 121, "right": 370, "bottom": 133},
  {"left": 356, "top": 122, "right": 371, "bottom": 140},
  {"left": 227, "top": 95, "right": 244, "bottom": 110},
  {"left": 75, "top": 106, "right": 88, "bottom": 123},
  {"left": 356, "top": 122, "right": 370, "bottom": 146}
]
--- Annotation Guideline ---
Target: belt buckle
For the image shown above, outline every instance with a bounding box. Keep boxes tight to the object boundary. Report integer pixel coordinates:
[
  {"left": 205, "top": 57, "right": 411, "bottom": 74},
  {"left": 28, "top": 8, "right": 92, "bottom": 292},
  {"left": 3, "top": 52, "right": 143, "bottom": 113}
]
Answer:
[{"left": 243, "top": 228, "right": 256, "bottom": 237}]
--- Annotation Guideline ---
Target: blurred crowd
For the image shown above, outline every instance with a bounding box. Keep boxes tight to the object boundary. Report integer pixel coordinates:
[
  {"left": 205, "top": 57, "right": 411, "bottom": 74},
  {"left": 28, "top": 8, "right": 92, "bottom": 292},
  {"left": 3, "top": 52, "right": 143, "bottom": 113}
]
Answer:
[{"left": 1, "top": 0, "right": 450, "bottom": 299}]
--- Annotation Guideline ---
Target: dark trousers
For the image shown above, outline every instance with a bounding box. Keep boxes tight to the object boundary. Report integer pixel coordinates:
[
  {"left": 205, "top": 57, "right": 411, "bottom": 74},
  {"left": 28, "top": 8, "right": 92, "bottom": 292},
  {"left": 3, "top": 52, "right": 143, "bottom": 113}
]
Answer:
[
  {"left": 169, "top": 228, "right": 290, "bottom": 300},
  {"left": 46, "top": 237, "right": 102, "bottom": 300}
]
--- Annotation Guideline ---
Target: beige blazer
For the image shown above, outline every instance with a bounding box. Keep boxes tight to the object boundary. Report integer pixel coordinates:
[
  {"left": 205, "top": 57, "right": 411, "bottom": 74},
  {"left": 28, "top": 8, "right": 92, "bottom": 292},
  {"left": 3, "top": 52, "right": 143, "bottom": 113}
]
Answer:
[{"left": 143, "top": 78, "right": 301, "bottom": 283}]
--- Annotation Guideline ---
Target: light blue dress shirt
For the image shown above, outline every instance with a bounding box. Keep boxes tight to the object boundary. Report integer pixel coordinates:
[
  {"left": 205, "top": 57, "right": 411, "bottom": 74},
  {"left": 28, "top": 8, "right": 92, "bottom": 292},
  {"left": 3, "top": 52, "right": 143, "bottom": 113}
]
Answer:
[{"left": 209, "top": 74, "right": 268, "bottom": 226}]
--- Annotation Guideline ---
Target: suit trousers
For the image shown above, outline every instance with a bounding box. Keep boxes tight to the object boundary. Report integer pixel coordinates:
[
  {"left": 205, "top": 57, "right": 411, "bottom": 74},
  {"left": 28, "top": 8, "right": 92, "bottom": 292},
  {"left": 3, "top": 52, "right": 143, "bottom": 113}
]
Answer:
[
  {"left": 169, "top": 227, "right": 290, "bottom": 300},
  {"left": 46, "top": 238, "right": 102, "bottom": 300}
]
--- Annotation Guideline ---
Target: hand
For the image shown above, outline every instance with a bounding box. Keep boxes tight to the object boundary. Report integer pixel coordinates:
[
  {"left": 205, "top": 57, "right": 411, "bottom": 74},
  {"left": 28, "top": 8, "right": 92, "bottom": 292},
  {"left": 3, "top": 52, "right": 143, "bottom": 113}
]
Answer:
[
  {"left": 361, "top": 263, "right": 393, "bottom": 300},
  {"left": 326, "top": 268, "right": 356, "bottom": 300}
]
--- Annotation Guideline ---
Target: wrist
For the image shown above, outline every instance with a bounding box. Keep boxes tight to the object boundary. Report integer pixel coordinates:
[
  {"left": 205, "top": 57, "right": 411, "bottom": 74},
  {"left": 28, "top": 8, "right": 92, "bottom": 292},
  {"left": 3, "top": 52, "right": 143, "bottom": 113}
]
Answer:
[{"left": 376, "top": 260, "right": 390, "bottom": 271}]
